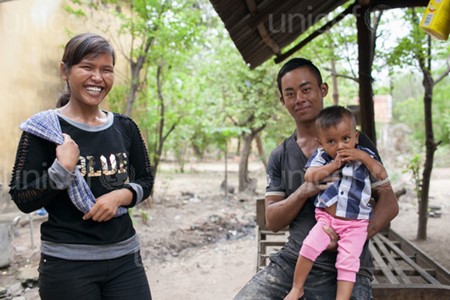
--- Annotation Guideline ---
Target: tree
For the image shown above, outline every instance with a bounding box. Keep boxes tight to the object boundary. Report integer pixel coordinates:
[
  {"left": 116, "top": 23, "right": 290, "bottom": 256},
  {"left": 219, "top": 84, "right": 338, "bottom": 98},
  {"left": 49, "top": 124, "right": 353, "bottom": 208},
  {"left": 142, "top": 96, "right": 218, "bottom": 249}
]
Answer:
[
  {"left": 389, "top": 9, "right": 450, "bottom": 240},
  {"left": 209, "top": 51, "right": 279, "bottom": 192},
  {"left": 66, "top": 0, "right": 208, "bottom": 178}
]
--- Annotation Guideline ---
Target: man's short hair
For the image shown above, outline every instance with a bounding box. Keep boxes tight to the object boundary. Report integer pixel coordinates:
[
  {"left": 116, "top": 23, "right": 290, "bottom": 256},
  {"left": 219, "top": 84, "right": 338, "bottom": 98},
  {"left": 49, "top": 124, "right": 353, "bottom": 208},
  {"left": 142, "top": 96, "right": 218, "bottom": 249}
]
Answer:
[{"left": 277, "top": 58, "right": 323, "bottom": 95}]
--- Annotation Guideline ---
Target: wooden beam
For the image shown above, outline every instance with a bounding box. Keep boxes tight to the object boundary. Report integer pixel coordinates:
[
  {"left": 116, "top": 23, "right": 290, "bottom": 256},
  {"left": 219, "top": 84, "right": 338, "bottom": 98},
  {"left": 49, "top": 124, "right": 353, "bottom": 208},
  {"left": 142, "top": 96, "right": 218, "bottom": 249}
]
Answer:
[
  {"left": 369, "top": 0, "right": 429, "bottom": 9},
  {"left": 272, "top": 0, "right": 429, "bottom": 65},
  {"left": 247, "top": 0, "right": 284, "bottom": 29},
  {"left": 244, "top": 0, "right": 280, "bottom": 55},
  {"left": 274, "top": 4, "right": 355, "bottom": 64}
]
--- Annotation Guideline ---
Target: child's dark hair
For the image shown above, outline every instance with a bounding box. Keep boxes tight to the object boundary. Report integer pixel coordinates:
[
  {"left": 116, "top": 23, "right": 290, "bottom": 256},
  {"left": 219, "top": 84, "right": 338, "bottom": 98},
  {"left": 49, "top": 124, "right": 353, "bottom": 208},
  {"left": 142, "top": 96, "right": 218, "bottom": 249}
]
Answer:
[
  {"left": 315, "top": 105, "right": 356, "bottom": 131},
  {"left": 57, "top": 33, "right": 115, "bottom": 108},
  {"left": 277, "top": 58, "right": 323, "bottom": 95}
]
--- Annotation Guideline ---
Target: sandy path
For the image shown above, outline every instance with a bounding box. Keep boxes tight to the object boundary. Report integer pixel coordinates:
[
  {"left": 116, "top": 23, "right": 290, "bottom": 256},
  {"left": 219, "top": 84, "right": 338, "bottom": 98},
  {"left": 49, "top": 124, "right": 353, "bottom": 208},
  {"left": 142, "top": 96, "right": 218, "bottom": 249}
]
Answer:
[{"left": 3, "top": 163, "right": 449, "bottom": 299}]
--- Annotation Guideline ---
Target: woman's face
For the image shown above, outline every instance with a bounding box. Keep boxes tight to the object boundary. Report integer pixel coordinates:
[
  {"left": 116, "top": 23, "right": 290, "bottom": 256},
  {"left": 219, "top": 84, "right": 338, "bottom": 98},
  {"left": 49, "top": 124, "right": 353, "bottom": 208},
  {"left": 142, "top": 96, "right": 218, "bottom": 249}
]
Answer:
[{"left": 61, "top": 52, "right": 114, "bottom": 108}]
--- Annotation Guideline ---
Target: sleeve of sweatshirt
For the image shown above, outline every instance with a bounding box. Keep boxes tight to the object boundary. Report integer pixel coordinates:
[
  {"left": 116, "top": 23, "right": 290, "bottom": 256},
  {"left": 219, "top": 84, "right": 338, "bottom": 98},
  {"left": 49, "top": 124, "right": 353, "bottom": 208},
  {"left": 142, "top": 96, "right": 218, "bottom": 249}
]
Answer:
[
  {"left": 9, "top": 132, "right": 64, "bottom": 213},
  {"left": 120, "top": 116, "right": 154, "bottom": 208}
]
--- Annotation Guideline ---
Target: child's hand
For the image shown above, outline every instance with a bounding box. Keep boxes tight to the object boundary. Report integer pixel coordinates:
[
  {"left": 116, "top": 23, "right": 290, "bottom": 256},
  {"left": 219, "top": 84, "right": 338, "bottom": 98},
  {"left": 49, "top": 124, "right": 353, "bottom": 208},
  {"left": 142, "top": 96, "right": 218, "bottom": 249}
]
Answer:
[
  {"left": 336, "top": 148, "right": 367, "bottom": 164},
  {"left": 331, "top": 154, "right": 344, "bottom": 169}
]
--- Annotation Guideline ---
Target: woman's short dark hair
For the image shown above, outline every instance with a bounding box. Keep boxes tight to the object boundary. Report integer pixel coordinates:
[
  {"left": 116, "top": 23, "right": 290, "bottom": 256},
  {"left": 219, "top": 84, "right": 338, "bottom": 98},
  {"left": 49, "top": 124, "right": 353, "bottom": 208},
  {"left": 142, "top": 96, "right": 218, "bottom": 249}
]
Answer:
[
  {"left": 276, "top": 58, "right": 323, "bottom": 95},
  {"left": 57, "top": 33, "right": 115, "bottom": 107}
]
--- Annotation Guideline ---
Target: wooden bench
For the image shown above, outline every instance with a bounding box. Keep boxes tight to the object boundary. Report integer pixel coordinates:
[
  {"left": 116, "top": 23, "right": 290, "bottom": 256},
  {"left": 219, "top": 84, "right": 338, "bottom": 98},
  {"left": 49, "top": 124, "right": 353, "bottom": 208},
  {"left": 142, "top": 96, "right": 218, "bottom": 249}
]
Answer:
[{"left": 255, "top": 198, "right": 450, "bottom": 299}]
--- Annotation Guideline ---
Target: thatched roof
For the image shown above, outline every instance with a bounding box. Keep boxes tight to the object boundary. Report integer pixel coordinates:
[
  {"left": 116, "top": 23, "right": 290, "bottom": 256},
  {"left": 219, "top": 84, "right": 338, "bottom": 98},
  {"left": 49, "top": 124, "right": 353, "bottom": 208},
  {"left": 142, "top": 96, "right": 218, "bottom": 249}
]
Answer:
[{"left": 209, "top": 0, "right": 428, "bottom": 69}]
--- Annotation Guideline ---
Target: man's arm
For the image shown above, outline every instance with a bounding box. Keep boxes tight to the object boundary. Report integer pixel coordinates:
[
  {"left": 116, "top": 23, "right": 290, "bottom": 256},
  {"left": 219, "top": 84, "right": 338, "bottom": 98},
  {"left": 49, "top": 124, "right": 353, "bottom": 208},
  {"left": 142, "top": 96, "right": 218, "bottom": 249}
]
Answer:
[
  {"left": 354, "top": 132, "right": 398, "bottom": 238},
  {"left": 367, "top": 183, "right": 399, "bottom": 239},
  {"left": 265, "top": 181, "right": 319, "bottom": 232}
]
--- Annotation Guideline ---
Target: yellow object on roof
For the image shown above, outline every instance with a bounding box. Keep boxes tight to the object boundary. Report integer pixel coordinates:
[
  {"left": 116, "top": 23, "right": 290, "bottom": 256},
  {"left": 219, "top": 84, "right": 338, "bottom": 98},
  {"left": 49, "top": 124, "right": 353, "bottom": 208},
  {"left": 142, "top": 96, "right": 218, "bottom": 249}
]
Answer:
[{"left": 420, "top": 0, "right": 450, "bottom": 40}]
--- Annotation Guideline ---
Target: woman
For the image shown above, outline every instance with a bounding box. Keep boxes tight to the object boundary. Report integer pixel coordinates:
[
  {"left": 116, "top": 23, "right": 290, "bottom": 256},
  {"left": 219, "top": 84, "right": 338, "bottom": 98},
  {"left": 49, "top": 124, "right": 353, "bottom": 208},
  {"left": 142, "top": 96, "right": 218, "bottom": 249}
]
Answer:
[{"left": 9, "top": 33, "right": 153, "bottom": 299}]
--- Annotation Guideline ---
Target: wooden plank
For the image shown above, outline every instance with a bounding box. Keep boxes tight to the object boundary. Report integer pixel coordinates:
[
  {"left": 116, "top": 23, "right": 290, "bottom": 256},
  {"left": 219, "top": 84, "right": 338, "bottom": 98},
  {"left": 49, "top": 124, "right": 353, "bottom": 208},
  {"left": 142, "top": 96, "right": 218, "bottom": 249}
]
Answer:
[
  {"left": 260, "top": 240, "right": 285, "bottom": 247},
  {"left": 254, "top": 199, "right": 450, "bottom": 297},
  {"left": 369, "top": 239, "right": 400, "bottom": 284},
  {"left": 371, "top": 235, "right": 411, "bottom": 284},
  {"left": 256, "top": 198, "right": 266, "bottom": 229},
  {"left": 387, "top": 229, "right": 450, "bottom": 285},
  {"left": 259, "top": 230, "right": 287, "bottom": 236},
  {"left": 373, "top": 284, "right": 450, "bottom": 300},
  {"left": 377, "top": 233, "right": 441, "bottom": 285}
]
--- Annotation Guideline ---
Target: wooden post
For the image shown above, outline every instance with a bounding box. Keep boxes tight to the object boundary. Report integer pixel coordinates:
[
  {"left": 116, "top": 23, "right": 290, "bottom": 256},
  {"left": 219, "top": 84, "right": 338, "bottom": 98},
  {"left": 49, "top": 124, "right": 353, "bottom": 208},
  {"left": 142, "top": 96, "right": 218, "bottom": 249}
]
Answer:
[{"left": 356, "top": 4, "right": 377, "bottom": 144}]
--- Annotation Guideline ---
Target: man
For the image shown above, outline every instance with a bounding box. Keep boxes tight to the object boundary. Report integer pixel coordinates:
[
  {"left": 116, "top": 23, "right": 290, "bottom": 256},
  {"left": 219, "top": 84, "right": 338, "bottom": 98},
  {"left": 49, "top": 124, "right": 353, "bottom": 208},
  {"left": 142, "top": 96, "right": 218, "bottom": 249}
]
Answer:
[{"left": 234, "top": 58, "right": 398, "bottom": 299}]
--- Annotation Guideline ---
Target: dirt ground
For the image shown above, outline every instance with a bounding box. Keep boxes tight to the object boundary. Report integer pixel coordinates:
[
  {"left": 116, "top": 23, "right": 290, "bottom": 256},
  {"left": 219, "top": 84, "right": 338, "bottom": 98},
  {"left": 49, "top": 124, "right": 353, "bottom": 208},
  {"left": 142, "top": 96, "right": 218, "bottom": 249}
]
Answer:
[{"left": 1, "top": 161, "right": 449, "bottom": 299}]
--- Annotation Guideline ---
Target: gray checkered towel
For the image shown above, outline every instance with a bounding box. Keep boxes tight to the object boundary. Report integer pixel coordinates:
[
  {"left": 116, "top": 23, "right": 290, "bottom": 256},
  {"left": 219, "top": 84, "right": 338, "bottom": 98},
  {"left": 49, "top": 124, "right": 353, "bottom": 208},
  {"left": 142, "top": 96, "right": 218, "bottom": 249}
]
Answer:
[{"left": 20, "top": 109, "right": 127, "bottom": 217}]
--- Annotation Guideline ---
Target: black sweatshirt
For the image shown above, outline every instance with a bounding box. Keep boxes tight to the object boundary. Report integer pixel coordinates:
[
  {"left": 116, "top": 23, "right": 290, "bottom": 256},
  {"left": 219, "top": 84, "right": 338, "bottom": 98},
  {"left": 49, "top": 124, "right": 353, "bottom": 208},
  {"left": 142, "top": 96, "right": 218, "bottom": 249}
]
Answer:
[{"left": 9, "top": 111, "right": 153, "bottom": 259}]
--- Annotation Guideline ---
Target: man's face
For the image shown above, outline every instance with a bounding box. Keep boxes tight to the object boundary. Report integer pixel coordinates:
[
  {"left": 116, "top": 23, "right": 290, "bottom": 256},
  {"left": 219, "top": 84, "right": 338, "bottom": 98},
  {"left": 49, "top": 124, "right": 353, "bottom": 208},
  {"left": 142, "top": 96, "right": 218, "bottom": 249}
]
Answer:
[{"left": 280, "top": 67, "right": 328, "bottom": 125}]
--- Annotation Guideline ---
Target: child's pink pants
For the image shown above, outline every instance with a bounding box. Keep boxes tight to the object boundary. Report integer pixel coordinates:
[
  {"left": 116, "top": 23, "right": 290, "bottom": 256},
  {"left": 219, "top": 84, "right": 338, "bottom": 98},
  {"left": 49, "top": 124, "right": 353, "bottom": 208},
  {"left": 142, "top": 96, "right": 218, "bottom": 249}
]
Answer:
[{"left": 300, "top": 208, "right": 368, "bottom": 282}]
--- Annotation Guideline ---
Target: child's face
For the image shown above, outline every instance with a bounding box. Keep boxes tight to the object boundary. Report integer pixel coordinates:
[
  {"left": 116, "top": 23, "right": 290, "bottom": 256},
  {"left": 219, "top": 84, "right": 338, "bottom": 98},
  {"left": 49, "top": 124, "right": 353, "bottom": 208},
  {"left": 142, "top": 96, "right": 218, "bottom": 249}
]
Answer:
[{"left": 316, "top": 116, "right": 359, "bottom": 158}]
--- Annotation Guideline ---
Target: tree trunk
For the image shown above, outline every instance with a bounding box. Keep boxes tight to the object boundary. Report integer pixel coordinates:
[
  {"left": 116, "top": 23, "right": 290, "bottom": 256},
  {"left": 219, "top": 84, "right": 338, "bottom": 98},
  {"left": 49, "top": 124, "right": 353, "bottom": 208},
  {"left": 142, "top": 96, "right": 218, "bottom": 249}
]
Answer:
[
  {"left": 224, "top": 144, "right": 229, "bottom": 200},
  {"left": 238, "top": 125, "right": 265, "bottom": 192},
  {"left": 124, "top": 62, "right": 140, "bottom": 117},
  {"left": 151, "top": 64, "right": 176, "bottom": 181},
  {"left": 417, "top": 65, "right": 435, "bottom": 240},
  {"left": 238, "top": 133, "right": 252, "bottom": 192},
  {"left": 124, "top": 37, "right": 153, "bottom": 116},
  {"left": 152, "top": 65, "right": 165, "bottom": 181},
  {"left": 331, "top": 58, "right": 339, "bottom": 105},
  {"left": 255, "top": 133, "right": 267, "bottom": 170}
]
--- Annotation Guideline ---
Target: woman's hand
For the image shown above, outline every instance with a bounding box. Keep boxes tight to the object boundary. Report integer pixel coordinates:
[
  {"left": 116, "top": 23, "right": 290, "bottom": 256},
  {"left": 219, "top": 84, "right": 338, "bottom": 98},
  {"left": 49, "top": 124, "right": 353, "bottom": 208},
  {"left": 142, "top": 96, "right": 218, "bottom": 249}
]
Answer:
[
  {"left": 83, "top": 188, "right": 133, "bottom": 222},
  {"left": 56, "top": 134, "right": 80, "bottom": 172}
]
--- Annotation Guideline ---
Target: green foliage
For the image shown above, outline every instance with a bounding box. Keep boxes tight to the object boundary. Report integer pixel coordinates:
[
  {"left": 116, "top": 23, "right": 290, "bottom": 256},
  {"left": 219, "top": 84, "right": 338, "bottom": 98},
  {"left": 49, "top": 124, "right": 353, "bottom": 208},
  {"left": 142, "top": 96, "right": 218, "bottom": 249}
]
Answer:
[
  {"left": 140, "top": 209, "right": 150, "bottom": 225},
  {"left": 432, "top": 77, "right": 450, "bottom": 145},
  {"left": 288, "top": 10, "right": 362, "bottom": 106},
  {"left": 63, "top": 5, "right": 86, "bottom": 17},
  {"left": 387, "top": 9, "right": 428, "bottom": 69},
  {"left": 393, "top": 96, "right": 425, "bottom": 143},
  {"left": 393, "top": 83, "right": 450, "bottom": 148},
  {"left": 64, "top": 1, "right": 448, "bottom": 178},
  {"left": 107, "top": 85, "right": 129, "bottom": 113},
  {"left": 387, "top": 9, "right": 450, "bottom": 148},
  {"left": 404, "top": 153, "right": 422, "bottom": 200},
  {"left": 173, "top": 26, "right": 285, "bottom": 161},
  {"left": 434, "top": 144, "right": 450, "bottom": 167}
]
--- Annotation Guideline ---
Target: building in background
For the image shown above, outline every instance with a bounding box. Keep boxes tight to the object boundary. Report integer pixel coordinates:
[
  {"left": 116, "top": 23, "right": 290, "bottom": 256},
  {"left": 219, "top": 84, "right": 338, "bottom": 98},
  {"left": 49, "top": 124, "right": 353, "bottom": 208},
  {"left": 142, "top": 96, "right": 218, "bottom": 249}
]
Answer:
[{"left": 0, "top": 0, "right": 126, "bottom": 209}]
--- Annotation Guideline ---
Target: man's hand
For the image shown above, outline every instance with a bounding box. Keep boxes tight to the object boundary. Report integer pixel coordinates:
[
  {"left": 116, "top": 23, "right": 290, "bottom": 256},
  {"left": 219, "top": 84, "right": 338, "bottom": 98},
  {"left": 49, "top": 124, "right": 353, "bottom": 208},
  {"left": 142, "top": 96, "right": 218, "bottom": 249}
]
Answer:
[
  {"left": 316, "top": 173, "right": 340, "bottom": 191},
  {"left": 298, "top": 181, "right": 321, "bottom": 199},
  {"left": 323, "top": 225, "right": 338, "bottom": 251}
]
